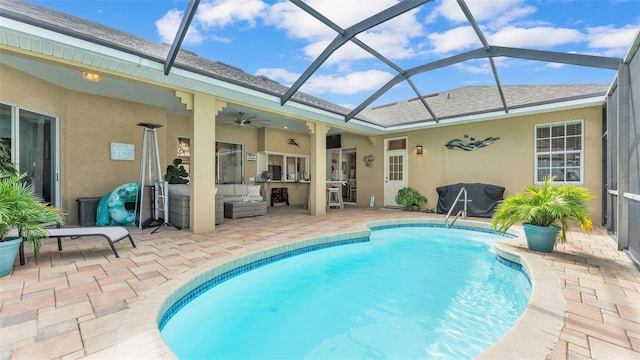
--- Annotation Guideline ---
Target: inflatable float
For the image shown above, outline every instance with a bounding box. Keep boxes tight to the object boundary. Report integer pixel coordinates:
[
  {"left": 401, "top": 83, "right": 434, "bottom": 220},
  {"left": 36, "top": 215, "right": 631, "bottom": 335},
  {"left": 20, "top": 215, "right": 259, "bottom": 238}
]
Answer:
[{"left": 96, "top": 182, "right": 139, "bottom": 226}]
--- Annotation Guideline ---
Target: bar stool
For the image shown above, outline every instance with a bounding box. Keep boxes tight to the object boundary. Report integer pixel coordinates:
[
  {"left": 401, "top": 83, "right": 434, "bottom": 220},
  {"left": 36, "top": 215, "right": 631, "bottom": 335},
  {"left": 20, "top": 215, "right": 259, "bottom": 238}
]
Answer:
[
  {"left": 348, "top": 179, "right": 357, "bottom": 202},
  {"left": 327, "top": 186, "right": 343, "bottom": 209}
]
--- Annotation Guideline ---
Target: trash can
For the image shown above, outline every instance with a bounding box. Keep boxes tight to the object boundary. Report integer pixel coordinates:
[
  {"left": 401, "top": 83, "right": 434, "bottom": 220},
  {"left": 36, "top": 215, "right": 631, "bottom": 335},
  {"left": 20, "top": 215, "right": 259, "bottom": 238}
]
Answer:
[{"left": 76, "top": 197, "right": 102, "bottom": 226}]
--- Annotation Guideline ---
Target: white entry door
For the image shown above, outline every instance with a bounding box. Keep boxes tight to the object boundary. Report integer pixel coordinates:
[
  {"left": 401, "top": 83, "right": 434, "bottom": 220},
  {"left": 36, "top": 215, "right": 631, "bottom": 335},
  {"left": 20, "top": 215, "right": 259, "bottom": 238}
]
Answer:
[{"left": 383, "top": 137, "right": 408, "bottom": 207}]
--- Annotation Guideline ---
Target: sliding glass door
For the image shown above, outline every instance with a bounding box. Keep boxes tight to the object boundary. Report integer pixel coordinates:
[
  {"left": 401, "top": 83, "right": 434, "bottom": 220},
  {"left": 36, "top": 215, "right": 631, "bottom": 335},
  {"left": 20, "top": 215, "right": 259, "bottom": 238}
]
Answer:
[{"left": 0, "top": 103, "right": 60, "bottom": 206}]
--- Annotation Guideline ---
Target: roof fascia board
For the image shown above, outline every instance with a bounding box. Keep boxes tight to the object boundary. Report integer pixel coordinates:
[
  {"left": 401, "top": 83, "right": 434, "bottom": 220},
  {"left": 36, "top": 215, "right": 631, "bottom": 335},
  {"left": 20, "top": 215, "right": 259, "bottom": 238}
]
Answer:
[
  {"left": 0, "top": 17, "right": 385, "bottom": 133},
  {"left": 0, "top": 17, "right": 162, "bottom": 69},
  {"left": 0, "top": 10, "right": 165, "bottom": 65},
  {"left": 382, "top": 96, "right": 605, "bottom": 133}
]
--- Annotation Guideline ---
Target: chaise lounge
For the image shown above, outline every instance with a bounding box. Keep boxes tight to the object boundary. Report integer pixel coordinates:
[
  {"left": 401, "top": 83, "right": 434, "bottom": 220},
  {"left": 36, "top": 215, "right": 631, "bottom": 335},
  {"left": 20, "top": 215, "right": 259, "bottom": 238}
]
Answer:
[{"left": 10, "top": 226, "right": 136, "bottom": 265}]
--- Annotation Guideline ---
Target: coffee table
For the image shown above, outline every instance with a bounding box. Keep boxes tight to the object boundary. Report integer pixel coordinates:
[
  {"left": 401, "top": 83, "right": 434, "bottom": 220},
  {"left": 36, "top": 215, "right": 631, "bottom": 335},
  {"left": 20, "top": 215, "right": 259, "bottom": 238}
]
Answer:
[{"left": 223, "top": 201, "right": 267, "bottom": 219}]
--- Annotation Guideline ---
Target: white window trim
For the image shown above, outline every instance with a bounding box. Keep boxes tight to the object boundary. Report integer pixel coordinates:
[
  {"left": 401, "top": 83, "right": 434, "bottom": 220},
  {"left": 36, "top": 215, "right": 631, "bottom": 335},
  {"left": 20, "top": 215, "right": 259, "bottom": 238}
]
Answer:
[
  {"left": 534, "top": 119, "right": 584, "bottom": 185},
  {"left": 257, "top": 151, "right": 309, "bottom": 182}
]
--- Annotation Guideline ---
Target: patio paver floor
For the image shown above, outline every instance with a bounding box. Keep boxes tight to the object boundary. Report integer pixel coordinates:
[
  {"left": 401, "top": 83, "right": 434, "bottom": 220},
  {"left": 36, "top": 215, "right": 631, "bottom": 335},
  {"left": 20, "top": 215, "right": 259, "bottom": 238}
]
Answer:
[{"left": 0, "top": 207, "right": 638, "bottom": 359}]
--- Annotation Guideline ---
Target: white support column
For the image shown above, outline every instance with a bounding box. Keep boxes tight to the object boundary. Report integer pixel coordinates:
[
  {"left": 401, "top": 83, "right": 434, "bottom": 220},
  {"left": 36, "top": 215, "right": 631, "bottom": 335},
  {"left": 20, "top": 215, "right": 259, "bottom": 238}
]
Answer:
[
  {"left": 307, "top": 121, "right": 328, "bottom": 216},
  {"left": 181, "top": 92, "right": 226, "bottom": 233}
]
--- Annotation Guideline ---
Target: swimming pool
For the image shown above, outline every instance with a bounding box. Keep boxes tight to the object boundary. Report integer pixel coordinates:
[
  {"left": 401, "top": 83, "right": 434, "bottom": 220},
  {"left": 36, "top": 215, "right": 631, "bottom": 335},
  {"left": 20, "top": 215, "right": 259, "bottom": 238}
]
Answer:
[{"left": 160, "top": 225, "right": 530, "bottom": 359}]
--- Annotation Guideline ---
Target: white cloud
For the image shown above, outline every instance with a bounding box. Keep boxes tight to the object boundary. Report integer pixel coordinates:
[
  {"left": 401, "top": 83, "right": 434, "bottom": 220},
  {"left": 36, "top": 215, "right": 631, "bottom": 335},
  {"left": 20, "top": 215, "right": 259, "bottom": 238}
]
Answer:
[
  {"left": 454, "top": 61, "right": 491, "bottom": 75},
  {"left": 585, "top": 25, "right": 639, "bottom": 57},
  {"left": 156, "top": 9, "right": 203, "bottom": 45},
  {"left": 157, "top": 0, "right": 425, "bottom": 64},
  {"left": 488, "top": 26, "right": 584, "bottom": 48},
  {"left": 302, "top": 69, "right": 394, "bottom": 95},
  {"left": 428, "top": 26, "right": 480, "bottom": 54},
  {"left": 154, "top": 0, "right": 638, "bottom": 98},
  {"left": 254, "top": 68, "right": 300, "bottom": 85},
  {"left": 196, "top": 0, "right": 267, "bottom": 28},
  {"left": 427, "top": 0, "right": 535, "bottom": 27},
  {"left": 265, "top": 0, "right": 424, "bottom": 63},
  {"left": 256, "top": 67, "right": 394, "bottom": 95},
  {"left": 454, "top": 57, "right": 510, "bottom": 74}
]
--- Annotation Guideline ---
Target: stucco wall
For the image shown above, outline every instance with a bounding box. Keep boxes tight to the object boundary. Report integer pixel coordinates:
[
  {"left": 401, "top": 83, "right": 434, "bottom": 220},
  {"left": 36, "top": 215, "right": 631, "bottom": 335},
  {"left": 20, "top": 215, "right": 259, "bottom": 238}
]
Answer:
[
  {"left": 385, "top": 106, "right": 603, "bottom": 222},
  {"left": 1, "top": 63, "right": 169, "bottom": 224},
  {"left": 1, "top": 62, "right": 604, "bottom": 225}
]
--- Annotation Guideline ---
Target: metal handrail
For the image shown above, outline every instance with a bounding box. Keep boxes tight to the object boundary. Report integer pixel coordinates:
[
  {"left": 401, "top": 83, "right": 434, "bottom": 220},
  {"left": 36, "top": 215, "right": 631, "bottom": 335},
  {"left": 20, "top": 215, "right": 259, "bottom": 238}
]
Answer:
[{"left": 445, "top": 187, "right": 468, "bottom": 228}]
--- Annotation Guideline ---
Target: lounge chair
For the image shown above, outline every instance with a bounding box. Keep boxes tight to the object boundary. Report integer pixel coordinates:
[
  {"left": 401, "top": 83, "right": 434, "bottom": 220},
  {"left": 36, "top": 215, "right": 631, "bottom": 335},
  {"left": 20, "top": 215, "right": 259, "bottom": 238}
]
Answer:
[{"left": 10, "top": 226, "right": 136, "bottom": 265}]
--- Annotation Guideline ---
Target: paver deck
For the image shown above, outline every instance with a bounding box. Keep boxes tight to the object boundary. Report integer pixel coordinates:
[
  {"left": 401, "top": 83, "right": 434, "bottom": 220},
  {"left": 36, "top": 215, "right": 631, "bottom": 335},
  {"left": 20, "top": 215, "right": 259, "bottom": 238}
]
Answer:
[{"left": 1, "top": 207, "right": 638, "bottom": 359}]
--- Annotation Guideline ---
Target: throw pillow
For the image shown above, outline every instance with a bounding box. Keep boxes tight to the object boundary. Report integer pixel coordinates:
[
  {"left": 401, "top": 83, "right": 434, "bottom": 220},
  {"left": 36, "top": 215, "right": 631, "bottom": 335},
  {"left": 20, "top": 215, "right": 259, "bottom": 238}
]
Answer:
[{"left": 247, "top": 185, "right": 261, "bottom": 197}]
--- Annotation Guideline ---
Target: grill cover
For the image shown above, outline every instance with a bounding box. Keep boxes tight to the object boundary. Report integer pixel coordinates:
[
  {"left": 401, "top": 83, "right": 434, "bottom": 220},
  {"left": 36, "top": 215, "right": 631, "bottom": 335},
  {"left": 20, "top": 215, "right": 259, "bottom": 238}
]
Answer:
[{"left": 436, "top": 183, "right": 505, "bottom": 218}]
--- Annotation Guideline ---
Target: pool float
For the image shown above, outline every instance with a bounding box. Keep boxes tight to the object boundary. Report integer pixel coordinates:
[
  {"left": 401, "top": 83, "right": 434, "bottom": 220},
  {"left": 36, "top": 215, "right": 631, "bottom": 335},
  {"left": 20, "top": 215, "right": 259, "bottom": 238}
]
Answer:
[{"left": 96, "top": 182, "right": 139, "bottom": 226}]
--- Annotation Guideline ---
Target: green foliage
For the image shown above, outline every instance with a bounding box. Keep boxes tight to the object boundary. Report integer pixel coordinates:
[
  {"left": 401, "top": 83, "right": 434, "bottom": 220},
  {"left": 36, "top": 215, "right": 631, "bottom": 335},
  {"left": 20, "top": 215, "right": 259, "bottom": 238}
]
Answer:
[
  {"left": 491, "top": 177, "right": 594, "bottom": 243},
  {"left": 0, "top": 173, "right": 64, "bottom": 263},
  {"left": 0, "top": 140, "right": 18, "bottom": 178},
  {"left": 395, "top": 187, "right": 427, "bottom": 210},
  {"left": 165, "top": 158, "right": 190, "bottom": 184}
]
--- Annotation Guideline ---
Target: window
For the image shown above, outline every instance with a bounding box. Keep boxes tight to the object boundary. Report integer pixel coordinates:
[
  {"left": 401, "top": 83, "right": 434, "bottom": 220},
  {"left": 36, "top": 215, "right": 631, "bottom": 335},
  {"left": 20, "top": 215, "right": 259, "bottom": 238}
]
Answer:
[
  {"left": 535, "top": 120, "right": 583, "bottom": 183},
  {"left": 257, "top": 151, "right": 309, "bottom": 182},
  {"left": 216, "top": 142, "right": 244, "bottom": 184}
]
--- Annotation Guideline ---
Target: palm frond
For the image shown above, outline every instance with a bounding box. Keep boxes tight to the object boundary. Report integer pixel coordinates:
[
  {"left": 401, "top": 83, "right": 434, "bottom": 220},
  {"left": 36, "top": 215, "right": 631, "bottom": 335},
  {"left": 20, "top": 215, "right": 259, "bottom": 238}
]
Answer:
[{"left": 491, "top": 177, "right": 594, "bottom": 242}]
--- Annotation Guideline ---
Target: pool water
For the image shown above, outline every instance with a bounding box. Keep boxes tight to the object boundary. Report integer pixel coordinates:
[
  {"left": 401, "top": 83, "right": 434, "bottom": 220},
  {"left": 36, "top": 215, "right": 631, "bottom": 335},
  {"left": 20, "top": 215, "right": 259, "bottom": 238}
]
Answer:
[{"left": 161, "top": 226, "right": 531, "bottom": 359}]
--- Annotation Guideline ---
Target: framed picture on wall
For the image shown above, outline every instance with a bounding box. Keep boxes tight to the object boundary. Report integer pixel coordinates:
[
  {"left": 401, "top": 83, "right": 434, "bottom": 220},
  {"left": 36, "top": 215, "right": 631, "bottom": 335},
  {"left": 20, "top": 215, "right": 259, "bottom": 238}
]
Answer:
[{"left": 177, "top": 136, "right": 190, "bottom": 164}]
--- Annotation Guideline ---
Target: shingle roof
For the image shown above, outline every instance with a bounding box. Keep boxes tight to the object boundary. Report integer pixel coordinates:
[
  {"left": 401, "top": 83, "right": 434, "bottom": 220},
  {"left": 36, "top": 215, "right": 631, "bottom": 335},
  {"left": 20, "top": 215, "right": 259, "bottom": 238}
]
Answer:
[
  {"left": 0, "top": 0, "right": 610, "bottom": 129},
  {"left": 0, "top": 0, "right": 352, "bottom": 117},
  {"left": 361, "top": 84, "right": 608, "bottom": 127}
]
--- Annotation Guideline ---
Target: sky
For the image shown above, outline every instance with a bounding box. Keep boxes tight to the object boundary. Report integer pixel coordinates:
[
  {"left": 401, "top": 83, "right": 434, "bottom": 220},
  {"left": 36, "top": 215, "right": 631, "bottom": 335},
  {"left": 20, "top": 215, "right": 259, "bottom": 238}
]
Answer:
[{"left": 28, "top": 0, "right": 640, "bottom": 109}]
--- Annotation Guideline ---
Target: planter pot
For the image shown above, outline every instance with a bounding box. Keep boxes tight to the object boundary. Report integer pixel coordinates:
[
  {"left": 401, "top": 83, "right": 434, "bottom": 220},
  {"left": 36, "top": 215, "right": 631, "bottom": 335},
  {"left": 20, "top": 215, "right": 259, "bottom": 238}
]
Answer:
[
  {"left": 168, "top": 184, "right": 189, "bottom": 196},
  {"left": 0, "top": 237, "right": 23, "bottom": 277},
  {"left": 523, "top": 223, "right": 561, "bottom": 253}
]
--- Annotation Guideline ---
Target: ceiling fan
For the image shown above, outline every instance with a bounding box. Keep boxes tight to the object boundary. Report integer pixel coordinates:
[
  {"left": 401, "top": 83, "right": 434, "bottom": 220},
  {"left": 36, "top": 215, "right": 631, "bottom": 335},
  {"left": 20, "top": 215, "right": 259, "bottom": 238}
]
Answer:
[{"left": 224, "top": 112, "right": 270, "bottom": 127}]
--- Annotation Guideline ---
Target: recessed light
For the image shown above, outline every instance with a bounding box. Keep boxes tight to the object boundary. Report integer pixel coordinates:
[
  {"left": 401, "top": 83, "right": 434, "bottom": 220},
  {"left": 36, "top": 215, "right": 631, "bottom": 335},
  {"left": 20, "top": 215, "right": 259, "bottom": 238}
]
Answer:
[
  {"left": 82, "top": 71, "right": 102, "bottom": 82},
  {"left": 284, "top": 126, "right": 288, "bottom": 129}
]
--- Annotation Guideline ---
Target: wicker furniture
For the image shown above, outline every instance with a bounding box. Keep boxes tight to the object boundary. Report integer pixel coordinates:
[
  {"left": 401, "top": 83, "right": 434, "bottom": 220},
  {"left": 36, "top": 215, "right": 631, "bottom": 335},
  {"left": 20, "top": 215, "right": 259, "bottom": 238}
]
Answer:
[
  {"left": 215, "top": 194, "right": 224, "bottom": 225},
  {"left": 217, "top": 184, "right": 264, "bottom": 202},
  {"left": 168, "top": 193, "right": 224, "bottom": 229},
  {"left": 224, "top": 201, "right": 267, "bottom": 219}
]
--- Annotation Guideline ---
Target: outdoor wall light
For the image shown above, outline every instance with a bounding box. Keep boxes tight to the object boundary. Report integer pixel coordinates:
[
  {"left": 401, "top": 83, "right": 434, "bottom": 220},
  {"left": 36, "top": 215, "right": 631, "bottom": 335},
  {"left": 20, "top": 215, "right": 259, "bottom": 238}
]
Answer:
[
  {"left": 81, "top": 71, "right": 102, "bottom": 82},
  {"left": 416, "top": 145, "right": 423, "bottom": 155}
]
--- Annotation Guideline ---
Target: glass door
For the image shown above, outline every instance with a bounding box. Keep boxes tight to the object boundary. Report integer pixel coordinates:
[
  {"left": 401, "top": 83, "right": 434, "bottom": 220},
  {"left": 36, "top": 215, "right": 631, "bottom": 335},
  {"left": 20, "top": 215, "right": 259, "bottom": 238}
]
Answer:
[
  {"left": 0, "top": 104, "right": 60, "bottom": 206},
  {"left": 325, "top": 147, "right": 357, "bottom": 203},
  {"left": 384, "top": 137, "right": 407, "bottom": 207}
]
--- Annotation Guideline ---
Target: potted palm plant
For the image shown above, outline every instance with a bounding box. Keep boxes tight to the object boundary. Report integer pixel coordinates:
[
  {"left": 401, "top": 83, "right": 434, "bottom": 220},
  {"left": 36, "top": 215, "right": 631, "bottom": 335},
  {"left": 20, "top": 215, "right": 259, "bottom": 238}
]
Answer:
[
  {"left": 491, "top": 177, "right": 593, "bottom": 253},
  {"left": 395, "top": 187, "right": 427, "bottom": 211},
  {"left": 165, "top": 158, "right": 190, "bottom": 196},
  {"left": 0, "top": 143, "right": 63, "bottom": 276}
]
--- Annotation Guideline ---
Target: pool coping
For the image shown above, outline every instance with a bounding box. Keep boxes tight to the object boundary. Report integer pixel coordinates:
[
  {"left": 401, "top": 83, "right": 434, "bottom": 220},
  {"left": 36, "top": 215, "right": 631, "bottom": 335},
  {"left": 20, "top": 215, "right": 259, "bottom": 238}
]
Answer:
[{"left": 115, "top": 219, "right": 564, "bottom": 359}]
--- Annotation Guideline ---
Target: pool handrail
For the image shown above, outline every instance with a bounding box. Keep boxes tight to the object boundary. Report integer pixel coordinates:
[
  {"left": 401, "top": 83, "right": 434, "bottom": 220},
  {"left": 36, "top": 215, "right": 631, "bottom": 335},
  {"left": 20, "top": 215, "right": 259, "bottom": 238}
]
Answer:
[{"left": 445, "top": 186, "right": 469, "bottom": 227}]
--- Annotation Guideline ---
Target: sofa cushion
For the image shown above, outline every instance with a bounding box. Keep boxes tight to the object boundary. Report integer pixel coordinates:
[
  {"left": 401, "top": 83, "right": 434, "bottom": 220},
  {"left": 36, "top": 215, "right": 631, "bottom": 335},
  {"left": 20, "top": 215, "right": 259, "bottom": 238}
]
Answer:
[
  {"left": 233, "top": 184, "right": 248, "bottom": 196},
  {"left": 217, "top": 185, "right": 236, "bottom": 196},
  {"left": 217, "top": 184, "right": 263, "bottom": 202}
]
